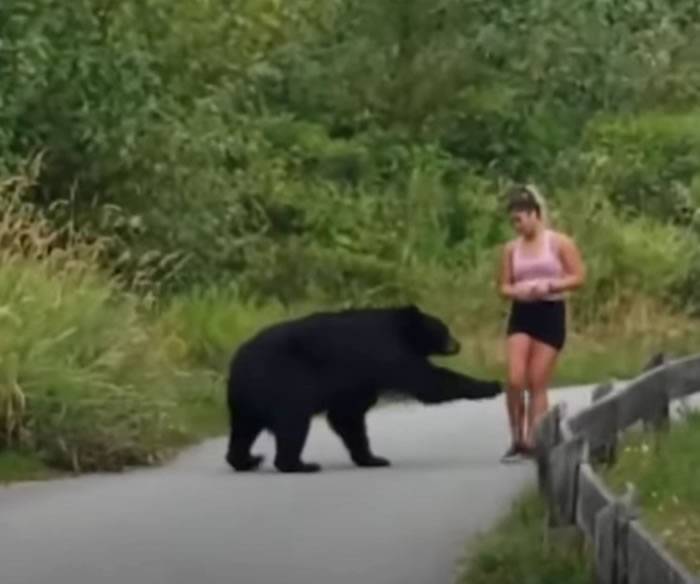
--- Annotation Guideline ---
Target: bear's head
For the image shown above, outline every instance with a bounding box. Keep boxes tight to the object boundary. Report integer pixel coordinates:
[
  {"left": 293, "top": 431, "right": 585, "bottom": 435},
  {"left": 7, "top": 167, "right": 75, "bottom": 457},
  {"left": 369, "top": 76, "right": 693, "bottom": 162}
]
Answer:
[{"left": 399, "top": 305, "right": 461, "bottom": 356}]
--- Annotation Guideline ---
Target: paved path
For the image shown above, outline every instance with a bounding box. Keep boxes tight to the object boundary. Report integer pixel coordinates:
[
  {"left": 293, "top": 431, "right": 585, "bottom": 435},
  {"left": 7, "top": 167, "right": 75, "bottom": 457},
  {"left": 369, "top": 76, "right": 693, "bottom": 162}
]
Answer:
[{"left": 0, "top": 386, "right": 597, "bottom": 584}]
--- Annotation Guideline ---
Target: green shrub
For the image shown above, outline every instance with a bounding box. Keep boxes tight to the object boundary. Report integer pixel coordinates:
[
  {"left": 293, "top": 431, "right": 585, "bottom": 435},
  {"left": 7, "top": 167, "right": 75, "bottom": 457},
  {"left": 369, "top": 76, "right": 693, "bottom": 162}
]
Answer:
[
  {"left": 0, "top": 257, "right": 212, "bottom": 471},
  {"left": 0, "top": 175, "right": 220, "bottom": 472},
  {"left": 580, "top": 112, "right": 700, "bottom": 220},
  {"left": 552, "top": 190, "right": 699, "bottom": 321},
  {"left": 154, "top": 287, "right": 290, "bottom": 373}
]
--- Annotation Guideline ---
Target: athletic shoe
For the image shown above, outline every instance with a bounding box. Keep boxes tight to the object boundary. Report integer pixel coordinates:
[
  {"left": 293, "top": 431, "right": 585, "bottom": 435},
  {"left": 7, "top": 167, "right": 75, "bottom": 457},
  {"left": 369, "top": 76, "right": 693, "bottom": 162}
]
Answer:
[{"left": 500, "top": 443, "right": 524, "bottom": 464}]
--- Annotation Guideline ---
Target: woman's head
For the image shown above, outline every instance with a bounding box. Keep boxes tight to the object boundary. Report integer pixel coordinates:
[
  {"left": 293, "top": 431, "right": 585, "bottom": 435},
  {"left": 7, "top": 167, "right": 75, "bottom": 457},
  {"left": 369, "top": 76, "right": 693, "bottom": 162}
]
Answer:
[{"left": 506, "top": 184, "right": 548, "bottom": 237}]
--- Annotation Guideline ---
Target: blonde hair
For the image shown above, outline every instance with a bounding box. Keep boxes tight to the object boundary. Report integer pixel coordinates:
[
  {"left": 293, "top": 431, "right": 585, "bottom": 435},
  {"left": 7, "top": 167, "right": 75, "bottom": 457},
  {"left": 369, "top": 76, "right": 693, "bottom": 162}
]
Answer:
[{"left": 506, "top": 183, "right": 550, "bottom": 226}]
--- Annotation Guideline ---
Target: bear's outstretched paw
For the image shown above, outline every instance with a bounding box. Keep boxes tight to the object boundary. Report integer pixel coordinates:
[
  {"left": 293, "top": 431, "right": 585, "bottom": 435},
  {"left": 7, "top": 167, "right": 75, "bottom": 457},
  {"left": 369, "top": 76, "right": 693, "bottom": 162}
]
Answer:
[
  {"left": 476, "top": 381, "right": 503, "bottom": 399},
  {"left": 275, "top": 460, "right": 322, "bottom": 473},
  {"left": 226, "top": 452, "right": 264, "bottom": 472},
  {"left": 353, "top": 455, "right": 391, "bottom": 468}
]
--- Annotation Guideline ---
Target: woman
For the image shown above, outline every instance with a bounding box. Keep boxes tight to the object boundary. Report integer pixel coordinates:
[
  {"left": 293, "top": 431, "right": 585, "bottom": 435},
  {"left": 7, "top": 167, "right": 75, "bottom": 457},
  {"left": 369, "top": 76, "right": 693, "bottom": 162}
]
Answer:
[{"left": 498, "top": 185, "right": 585, "bottom": 462}]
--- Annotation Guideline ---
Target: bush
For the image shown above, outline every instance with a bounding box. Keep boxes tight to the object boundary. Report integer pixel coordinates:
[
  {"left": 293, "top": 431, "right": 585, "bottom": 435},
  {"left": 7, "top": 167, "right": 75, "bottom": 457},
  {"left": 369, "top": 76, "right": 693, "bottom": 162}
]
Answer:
[
  {"left": 552, "top": 190, "right": 699, "bottom": 321},
  {"left": 579, "top": 112, "right": 700, "bottom": 220},
  {"left": 5, "top": 0, "right": 700, "bottom": 313},
  {"left": 0, "top": 262, "right": 200, "bottom": 471},
  {"left": 0, "top": 173, "right": 220, "bottom": 471},
  {"left": 154, "top": 287, "right": 290, "bottom": 373}
]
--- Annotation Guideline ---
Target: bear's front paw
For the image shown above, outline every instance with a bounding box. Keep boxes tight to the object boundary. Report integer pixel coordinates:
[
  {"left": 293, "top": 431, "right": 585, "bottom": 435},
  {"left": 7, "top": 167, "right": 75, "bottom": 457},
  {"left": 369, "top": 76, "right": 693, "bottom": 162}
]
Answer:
[{"left": 480, "top": 381, "right": 503, "bottom": 398}]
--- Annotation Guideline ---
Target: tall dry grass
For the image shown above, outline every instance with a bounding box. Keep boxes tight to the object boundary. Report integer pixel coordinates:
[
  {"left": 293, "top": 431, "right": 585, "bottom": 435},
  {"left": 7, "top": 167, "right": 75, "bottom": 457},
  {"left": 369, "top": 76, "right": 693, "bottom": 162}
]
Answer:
[{"left": 0, "top": 166, "right": 221, "bottom": 471}]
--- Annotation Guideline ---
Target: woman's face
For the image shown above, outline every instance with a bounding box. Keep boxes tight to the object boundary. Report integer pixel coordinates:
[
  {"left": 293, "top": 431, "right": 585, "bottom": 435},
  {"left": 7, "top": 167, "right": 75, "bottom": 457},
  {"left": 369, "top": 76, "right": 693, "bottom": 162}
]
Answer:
[{"left": 510, "top": 209, "right": 540, "bottom": 238}]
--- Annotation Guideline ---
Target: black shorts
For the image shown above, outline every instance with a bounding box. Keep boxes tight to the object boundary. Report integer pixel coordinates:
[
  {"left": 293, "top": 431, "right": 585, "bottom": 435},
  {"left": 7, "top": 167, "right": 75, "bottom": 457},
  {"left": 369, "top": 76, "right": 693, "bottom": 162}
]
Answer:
[{"left": 507, "top": 300, "right": 567, "bottom": 351}]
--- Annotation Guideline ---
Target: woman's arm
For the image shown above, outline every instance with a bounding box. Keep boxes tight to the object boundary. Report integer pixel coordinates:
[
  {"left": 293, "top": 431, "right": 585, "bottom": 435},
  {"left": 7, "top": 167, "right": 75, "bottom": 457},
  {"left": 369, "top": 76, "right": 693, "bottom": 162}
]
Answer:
[{"left": 548, "top": 233, "right": 586, "bottom": 294}]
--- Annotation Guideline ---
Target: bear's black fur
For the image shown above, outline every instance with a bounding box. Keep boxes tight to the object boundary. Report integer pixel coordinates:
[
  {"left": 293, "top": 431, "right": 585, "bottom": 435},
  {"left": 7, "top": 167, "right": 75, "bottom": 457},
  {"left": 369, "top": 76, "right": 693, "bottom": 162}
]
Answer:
[{"left": 225, "top": 305, "right": 502, "bottom": 473}]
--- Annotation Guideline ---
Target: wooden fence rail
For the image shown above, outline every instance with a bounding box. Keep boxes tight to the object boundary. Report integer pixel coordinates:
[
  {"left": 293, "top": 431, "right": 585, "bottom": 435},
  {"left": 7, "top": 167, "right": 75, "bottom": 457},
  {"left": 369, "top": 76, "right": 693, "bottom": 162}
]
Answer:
[{"left": 534, "top": 353, "right": 700, "bottom": 584}]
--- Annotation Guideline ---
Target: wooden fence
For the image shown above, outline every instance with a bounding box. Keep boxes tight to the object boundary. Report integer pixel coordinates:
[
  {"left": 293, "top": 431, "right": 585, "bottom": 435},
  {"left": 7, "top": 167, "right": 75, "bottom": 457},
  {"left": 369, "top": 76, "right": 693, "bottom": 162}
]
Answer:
[{"left": 534, "top": 353, "right": 700, "bottom": 584}]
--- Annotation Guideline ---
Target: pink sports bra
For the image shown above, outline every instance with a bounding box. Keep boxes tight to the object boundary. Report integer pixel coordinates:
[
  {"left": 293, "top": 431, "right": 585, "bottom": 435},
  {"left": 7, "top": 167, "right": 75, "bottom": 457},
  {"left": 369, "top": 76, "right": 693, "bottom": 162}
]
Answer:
[{"left": 511, "top": 230, "right": 565, "bottom": 300}]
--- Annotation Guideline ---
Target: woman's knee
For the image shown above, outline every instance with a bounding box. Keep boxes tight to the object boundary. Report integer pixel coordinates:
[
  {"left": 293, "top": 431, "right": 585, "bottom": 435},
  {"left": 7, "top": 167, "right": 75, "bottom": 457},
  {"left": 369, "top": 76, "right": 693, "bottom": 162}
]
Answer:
[
  {"left": 528, "top": 363, "right": 558, "bottom": 391},
  {"left": 507, "top": 373, "right": 527, "bottom": 392},
  {"left": 526, "top": 375, "right": 546, "bottom": 393},
  {"left": 527, "top": 352, "right": 559, "bottom": 391}
]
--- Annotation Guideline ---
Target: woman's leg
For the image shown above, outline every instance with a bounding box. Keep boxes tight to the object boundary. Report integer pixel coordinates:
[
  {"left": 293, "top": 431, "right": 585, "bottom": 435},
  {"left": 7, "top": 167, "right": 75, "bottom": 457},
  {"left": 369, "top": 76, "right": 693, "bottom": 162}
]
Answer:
[
  {"left": 505, "top": 333, "right": 531, "bottom": 450},
  {"left": 524, "top": 340, "right": 560, "bottom": 449}
]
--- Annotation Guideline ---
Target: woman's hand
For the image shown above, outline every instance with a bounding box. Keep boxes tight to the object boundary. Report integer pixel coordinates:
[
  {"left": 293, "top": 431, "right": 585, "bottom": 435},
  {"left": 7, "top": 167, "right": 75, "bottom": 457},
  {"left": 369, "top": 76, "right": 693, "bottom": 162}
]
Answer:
[
  {"left": 512, "top": 280, "right": 552, "bottom": 302},
  {"left": 531, "top": 279, "right": 553, "bottom": 297},
  {"left": 513, "top": 281, "right": 539, "bottom": 302}
]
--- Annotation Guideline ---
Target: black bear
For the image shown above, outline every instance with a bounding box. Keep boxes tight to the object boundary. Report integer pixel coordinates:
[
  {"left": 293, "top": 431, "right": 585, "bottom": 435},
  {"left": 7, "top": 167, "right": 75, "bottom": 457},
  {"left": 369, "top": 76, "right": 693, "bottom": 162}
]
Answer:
[{"left": 225, "top": 305, "right": 502, "bottom": 473}]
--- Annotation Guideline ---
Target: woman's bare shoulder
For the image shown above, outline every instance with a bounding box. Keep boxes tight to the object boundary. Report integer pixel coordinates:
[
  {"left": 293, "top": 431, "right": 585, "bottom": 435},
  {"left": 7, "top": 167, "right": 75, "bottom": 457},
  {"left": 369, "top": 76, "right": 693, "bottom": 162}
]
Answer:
[
  {"left": 549, "top": 230, "right": 582, "bottom": 258},
  {"left": 549, "top": 229, "right": 575, "bottom": 246},
  {"left": 502, "top": 239, "right": 517, "bottom": 255}
]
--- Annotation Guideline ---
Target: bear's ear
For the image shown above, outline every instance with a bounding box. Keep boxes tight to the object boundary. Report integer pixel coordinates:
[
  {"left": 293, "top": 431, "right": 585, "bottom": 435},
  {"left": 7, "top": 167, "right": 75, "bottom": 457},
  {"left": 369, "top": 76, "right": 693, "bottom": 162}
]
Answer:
[
  {"left": 400, "top": 304, "right": 422, "bottom": 317},
  {"left": 398, "top": 304, "right": 424, "bottom": 335}
]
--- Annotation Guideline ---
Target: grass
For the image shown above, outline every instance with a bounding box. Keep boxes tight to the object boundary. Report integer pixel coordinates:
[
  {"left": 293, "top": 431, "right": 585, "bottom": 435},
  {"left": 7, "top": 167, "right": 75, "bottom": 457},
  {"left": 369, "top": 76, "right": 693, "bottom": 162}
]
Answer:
[
  {"left": 152, "top": 286, "right": 293, "bottom": 373},
  {"left": 456, "top": 488, "right": 594, "bottom": 584},
  {"left": 0, "top": 262, "right": 297, "bottom": 475},
  {"left": 0, "top": 450, "right": 58, "bottom": 483},
  {"left": 0, "top": 272, "right": 283, "bottom": 481},
  {"left": 0, "top": 177, "right": 234, "bottom": 477},
  {"left": 603, "top": 410, "right": 700, "bottom": 575},
  {"left": 0, "top": 253, "right": 230, "bottom": 472}
]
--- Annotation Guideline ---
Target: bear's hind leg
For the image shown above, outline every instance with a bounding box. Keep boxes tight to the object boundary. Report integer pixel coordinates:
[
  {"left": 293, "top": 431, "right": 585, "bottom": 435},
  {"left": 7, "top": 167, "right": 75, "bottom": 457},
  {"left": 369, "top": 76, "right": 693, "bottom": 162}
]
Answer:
[
  {"left": 273, "top": 413, "right": 321, "bottom": 473},
  {"left": 327, "top": 407, "right": 390, "bottom": 468},
  {"left": 226, "top": 412, "right": 264, "bottom": 472}
]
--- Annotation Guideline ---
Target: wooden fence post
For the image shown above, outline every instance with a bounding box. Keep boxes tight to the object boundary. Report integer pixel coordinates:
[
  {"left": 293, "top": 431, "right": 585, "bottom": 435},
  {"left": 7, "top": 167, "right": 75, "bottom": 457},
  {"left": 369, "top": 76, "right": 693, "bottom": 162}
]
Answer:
[
  {"left": 642, "top": 353, "right": 670, "bottom": 434},
  {"left": 643, "top": 352, "right": 666, "bottom": 372},
  {"left": 590, "top": 380, "right": 617, "bottom": 466},
  {"left": 614, "top": 486, "right": 640, "bottom": 584},
  {"left": 534, "top": 402, "right": 564, "bottom": 496},
  {"left": 547, "top": 436, "right": 586, "bottom": 527},
  {"left": 595, "top": 501, "right": 618, "bottom": 584},
  {"left": 593, "top": 488, "right": 639, "bottom": 584}
]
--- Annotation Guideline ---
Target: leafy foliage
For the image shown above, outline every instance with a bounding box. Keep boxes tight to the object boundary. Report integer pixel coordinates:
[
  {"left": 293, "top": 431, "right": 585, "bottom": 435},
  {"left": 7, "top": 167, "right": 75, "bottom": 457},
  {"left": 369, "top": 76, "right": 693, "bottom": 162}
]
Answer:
[{"left": 2, "top": 0, "right": 700, "bottom": 311}]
